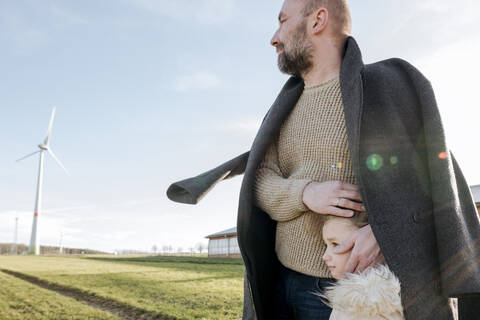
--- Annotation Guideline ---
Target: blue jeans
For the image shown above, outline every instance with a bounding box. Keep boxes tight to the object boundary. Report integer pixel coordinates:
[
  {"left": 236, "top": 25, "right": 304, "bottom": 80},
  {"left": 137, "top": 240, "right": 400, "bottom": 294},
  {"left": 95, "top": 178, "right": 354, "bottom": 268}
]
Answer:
[{"left": 275, "top": 263, "right": 335, "bottom": 320}]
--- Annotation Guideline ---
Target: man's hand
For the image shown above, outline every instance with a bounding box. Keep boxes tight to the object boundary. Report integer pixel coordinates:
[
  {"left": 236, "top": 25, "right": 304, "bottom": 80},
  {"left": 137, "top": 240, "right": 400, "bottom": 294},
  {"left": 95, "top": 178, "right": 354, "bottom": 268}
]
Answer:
[
  {"left": 334, "top": 225, "right": 386, "bottom": 273},
  {"left": 302, "top": 180, "right": 366, "bottom": 217}
]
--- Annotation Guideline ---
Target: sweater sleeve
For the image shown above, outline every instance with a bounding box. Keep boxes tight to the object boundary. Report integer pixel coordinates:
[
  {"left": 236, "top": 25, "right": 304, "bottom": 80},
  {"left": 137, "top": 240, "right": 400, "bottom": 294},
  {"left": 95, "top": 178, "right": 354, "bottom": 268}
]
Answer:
[{"left": 253, "top": 142, "right": 311, "bottom": 222}]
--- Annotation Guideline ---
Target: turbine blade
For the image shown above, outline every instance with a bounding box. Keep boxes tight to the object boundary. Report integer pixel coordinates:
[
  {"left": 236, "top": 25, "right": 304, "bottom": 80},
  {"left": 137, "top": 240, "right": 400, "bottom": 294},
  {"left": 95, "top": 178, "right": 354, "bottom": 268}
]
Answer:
[
  {"left": 16, "top": 150, "right": 41, "bottom": 162},
  {"left": 47, "top": 148, "right": 69, "bottom": 175},
  {"left": 44, "top": 107, "right": 56, "bottom": 145}
]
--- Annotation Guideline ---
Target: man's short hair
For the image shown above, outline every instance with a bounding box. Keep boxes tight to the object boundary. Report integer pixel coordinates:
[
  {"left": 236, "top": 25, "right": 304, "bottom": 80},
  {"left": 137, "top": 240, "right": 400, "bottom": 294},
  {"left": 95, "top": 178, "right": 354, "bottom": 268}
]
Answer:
[{"left": 301, "top": 0, "right": 352, "bottom": 47}]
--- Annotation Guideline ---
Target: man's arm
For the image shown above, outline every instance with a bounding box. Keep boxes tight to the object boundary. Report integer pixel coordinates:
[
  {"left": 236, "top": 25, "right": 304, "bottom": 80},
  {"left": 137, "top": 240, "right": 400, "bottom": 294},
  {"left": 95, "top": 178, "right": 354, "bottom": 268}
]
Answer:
[
  {"left": 254, "top": 143, "right": 366, "bottom": 222},
  {"left": 253, "top": 143, "right": 311, "bottom": 222}
]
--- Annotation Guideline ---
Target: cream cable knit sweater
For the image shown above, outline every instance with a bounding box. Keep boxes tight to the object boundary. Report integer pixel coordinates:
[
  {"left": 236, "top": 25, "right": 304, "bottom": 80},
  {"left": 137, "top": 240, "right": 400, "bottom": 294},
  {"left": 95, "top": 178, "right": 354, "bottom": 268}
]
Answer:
[{"left": 253, "top": 76, "right": 356, "bottom": 278}]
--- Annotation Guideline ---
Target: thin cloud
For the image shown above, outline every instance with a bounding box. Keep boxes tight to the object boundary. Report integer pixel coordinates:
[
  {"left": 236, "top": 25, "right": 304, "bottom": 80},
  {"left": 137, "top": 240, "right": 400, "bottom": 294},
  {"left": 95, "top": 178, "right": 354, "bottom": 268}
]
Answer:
[
  {"left": 217, "top": 119, "right": 262, "bottom": 139},
  {"left": 0, "top": 2, "right": 89, "bottom": 55},
  {"left": 125, "top": 0, "right": 235, "bottom": 25},
  {"left": 43, "top": 205, "right": 96, "bottom": 214},
  {"left": 357, "top": 0, "right": 480, "bottom": 61},
  {"left": 173, "top": 72, "right": 221, "bottom": 92},
  {"left": 49, "top": 4, "right": 89, "bottom": 25},
  {"left": 96, "top": 230, "right": 138, "bottom": 242},
  {"left": 416, "top": 36, "right": 480, "bottom": 184},
  {"left": 0, "top": 210, "right": 81, "bottom": 246},
  {"left": 412, "top": 0, "right": 480, "bottom": 41},
  {"left": 119, "top": 198, "right": 158, "bottom": 207},
  {"left": 0, "top": 11, "right": 49, "bottom": 54}
]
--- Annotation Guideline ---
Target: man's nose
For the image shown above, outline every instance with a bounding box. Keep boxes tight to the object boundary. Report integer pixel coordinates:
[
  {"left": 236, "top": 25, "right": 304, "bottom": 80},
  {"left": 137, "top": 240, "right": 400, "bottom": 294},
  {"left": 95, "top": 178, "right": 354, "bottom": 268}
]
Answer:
[{"left": 270, "top": 30, "right": 279, "bottom": 47}]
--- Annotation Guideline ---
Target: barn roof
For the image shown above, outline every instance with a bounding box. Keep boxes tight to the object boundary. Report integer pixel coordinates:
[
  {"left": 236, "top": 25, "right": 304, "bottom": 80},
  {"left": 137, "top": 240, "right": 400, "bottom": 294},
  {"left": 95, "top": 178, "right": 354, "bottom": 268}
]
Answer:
[
  {"left": 471, "top": 184, "right": 480, "bottom": 205},
  {"left": 206, "top": 227, "right": 237, "bottom": 238}
]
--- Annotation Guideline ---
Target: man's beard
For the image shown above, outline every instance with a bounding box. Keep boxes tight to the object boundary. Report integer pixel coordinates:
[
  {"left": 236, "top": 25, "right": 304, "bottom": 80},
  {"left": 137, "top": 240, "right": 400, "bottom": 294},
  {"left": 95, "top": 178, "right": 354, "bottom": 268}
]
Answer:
[{"left": 277, "top": 21, "right": 313, "bottom": 77}]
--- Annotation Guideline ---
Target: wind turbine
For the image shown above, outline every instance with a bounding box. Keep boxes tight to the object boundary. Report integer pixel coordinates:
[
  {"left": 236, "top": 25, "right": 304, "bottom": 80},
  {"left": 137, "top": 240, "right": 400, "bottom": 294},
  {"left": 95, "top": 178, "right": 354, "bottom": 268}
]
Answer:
[
  {"left": 16, "top": 107, "right": 69, "bottom": 255},
  {"left": 11, "top": 212, "right": 18, "bottom": 255}
]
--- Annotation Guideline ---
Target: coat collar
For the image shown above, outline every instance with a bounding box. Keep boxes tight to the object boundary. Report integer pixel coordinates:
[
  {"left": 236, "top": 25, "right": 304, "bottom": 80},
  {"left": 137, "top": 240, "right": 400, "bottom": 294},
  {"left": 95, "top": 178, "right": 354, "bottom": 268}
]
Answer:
[{"left": 340, "top": 36, "right": 365, "bottom": 84}]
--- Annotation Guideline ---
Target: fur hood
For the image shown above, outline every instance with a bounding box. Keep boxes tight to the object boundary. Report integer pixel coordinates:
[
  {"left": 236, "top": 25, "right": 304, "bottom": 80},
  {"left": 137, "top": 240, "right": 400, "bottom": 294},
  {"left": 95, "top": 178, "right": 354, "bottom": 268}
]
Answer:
[{"left": 322, "top": 265, "right": 405, "bottom": 320}]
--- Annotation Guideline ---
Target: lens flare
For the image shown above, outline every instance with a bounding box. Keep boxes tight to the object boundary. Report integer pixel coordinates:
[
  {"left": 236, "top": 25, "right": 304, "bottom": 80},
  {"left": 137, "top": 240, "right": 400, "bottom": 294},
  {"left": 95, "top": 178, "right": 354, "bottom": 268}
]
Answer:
[
  {"left": 390, "top": 156, "right": 398, "bottom": 165},
  {"left": 366, "top": 154, "right": 383, "bottom": 171}
]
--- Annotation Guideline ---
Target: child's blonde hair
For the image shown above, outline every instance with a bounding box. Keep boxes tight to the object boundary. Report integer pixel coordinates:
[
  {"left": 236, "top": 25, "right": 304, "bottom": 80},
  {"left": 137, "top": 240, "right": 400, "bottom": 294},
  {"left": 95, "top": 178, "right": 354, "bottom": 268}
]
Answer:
[{"left": 324, "top": 211, "right": 369, "bottom": 229}]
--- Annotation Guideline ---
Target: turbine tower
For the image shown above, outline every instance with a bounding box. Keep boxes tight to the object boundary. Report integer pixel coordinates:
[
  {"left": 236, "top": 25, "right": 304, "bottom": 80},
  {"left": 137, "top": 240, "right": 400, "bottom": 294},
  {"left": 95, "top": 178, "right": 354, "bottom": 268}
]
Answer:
[
  {"left": 11, "top": 213, "right": 18, "bottom": 254},
  {"left": 16, "top": 107, "right": 69, "bottom": 255}
]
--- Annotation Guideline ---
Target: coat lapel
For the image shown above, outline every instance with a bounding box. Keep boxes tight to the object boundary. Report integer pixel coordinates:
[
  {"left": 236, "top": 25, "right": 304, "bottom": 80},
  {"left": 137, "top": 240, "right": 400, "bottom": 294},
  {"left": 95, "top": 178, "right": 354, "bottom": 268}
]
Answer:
[
  {"left": 237, "top": 76, "right": 304, "bottom": 320},
  {"left": 245, "top": 76, "right": 304, "bottom": 178},
  {"left": 340, "top": 37, "right": 365, "bottom": 189}
]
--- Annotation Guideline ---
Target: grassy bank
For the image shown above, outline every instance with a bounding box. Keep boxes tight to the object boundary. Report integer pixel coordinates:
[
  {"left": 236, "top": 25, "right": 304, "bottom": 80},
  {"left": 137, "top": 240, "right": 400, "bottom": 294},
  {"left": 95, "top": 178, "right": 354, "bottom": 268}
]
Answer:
[{"left": 0, "top": 255, "right": 244, "bottom": 319}]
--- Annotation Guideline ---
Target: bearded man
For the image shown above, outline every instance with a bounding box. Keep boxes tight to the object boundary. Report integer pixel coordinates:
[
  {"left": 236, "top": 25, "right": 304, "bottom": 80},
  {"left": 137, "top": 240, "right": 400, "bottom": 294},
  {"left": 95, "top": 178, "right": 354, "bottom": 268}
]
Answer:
[{"left": 167, "top": 0, "right": 480, "bottom": 319}]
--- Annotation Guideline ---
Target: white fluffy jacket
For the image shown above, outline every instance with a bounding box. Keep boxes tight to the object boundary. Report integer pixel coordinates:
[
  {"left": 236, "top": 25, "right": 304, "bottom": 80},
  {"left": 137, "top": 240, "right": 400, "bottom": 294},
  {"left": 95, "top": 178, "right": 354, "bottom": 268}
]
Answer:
[{"left": 323, "top": 265, "right": 405, "bottom": 320}]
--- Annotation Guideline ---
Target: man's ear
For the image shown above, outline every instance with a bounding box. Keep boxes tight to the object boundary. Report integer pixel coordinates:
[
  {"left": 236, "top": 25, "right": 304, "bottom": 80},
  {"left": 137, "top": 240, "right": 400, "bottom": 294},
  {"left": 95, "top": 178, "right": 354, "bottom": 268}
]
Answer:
[{"left": 312, "top": 8, "right": 328, "bottom": 34}]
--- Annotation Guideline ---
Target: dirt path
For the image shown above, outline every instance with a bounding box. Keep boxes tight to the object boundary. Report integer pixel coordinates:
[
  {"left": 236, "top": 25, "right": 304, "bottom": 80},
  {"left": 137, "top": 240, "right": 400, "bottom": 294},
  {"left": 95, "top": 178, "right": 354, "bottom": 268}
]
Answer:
[{"left": 0, "top": 269, "right": 176, "bottom": 320}]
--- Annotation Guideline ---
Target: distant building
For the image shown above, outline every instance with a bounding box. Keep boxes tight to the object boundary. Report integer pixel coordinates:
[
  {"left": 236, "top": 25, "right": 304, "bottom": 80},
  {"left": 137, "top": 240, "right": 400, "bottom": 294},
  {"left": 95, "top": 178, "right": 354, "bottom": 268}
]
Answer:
[{"left": 205, "top": 227, "right": 241, "bottom": 258}]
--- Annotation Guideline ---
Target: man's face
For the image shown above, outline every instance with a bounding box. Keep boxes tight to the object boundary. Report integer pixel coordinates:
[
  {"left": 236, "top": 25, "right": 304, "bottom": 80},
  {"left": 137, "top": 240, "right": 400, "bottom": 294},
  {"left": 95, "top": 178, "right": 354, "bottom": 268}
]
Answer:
[{"left": 271, "top": 0, "right": 313, "bottom": 76}]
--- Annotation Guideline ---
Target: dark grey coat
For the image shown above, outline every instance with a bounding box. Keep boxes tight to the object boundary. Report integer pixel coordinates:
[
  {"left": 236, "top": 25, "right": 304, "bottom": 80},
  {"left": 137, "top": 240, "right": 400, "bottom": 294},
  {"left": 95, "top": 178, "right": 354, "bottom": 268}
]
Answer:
[{"left": 167, "top": 37, "right": 480, "bottom": 320}]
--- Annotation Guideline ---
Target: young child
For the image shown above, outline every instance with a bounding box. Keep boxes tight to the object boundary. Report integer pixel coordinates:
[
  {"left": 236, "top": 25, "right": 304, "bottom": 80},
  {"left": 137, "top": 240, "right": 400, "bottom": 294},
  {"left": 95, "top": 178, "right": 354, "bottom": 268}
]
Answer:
[{"left": 321, "top": 213, "right": 405, "bottom": 320}]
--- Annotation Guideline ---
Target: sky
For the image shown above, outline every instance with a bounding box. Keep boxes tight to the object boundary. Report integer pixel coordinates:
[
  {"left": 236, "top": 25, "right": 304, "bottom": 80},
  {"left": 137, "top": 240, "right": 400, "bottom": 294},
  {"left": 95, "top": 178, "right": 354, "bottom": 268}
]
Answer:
[{"left": 1, "top": 0, "right": 479, "bottom": 253}]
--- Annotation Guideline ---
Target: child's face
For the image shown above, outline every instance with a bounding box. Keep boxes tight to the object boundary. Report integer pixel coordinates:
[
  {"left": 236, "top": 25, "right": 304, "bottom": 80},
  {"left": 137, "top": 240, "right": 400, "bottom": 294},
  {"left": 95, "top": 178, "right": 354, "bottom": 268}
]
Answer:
[{"left": 322, "top": 219, "right": 358, "bottom": 279}]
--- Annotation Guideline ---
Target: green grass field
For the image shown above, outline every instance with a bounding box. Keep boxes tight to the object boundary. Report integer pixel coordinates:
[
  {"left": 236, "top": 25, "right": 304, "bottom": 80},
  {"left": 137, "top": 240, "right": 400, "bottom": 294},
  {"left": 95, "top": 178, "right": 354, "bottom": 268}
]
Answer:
[
  {"left": 0, "top": 271, "right": 121, "bottom": 320},
  {"left": 0, "top": 255, "right": 245, "bottom": 320}
]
